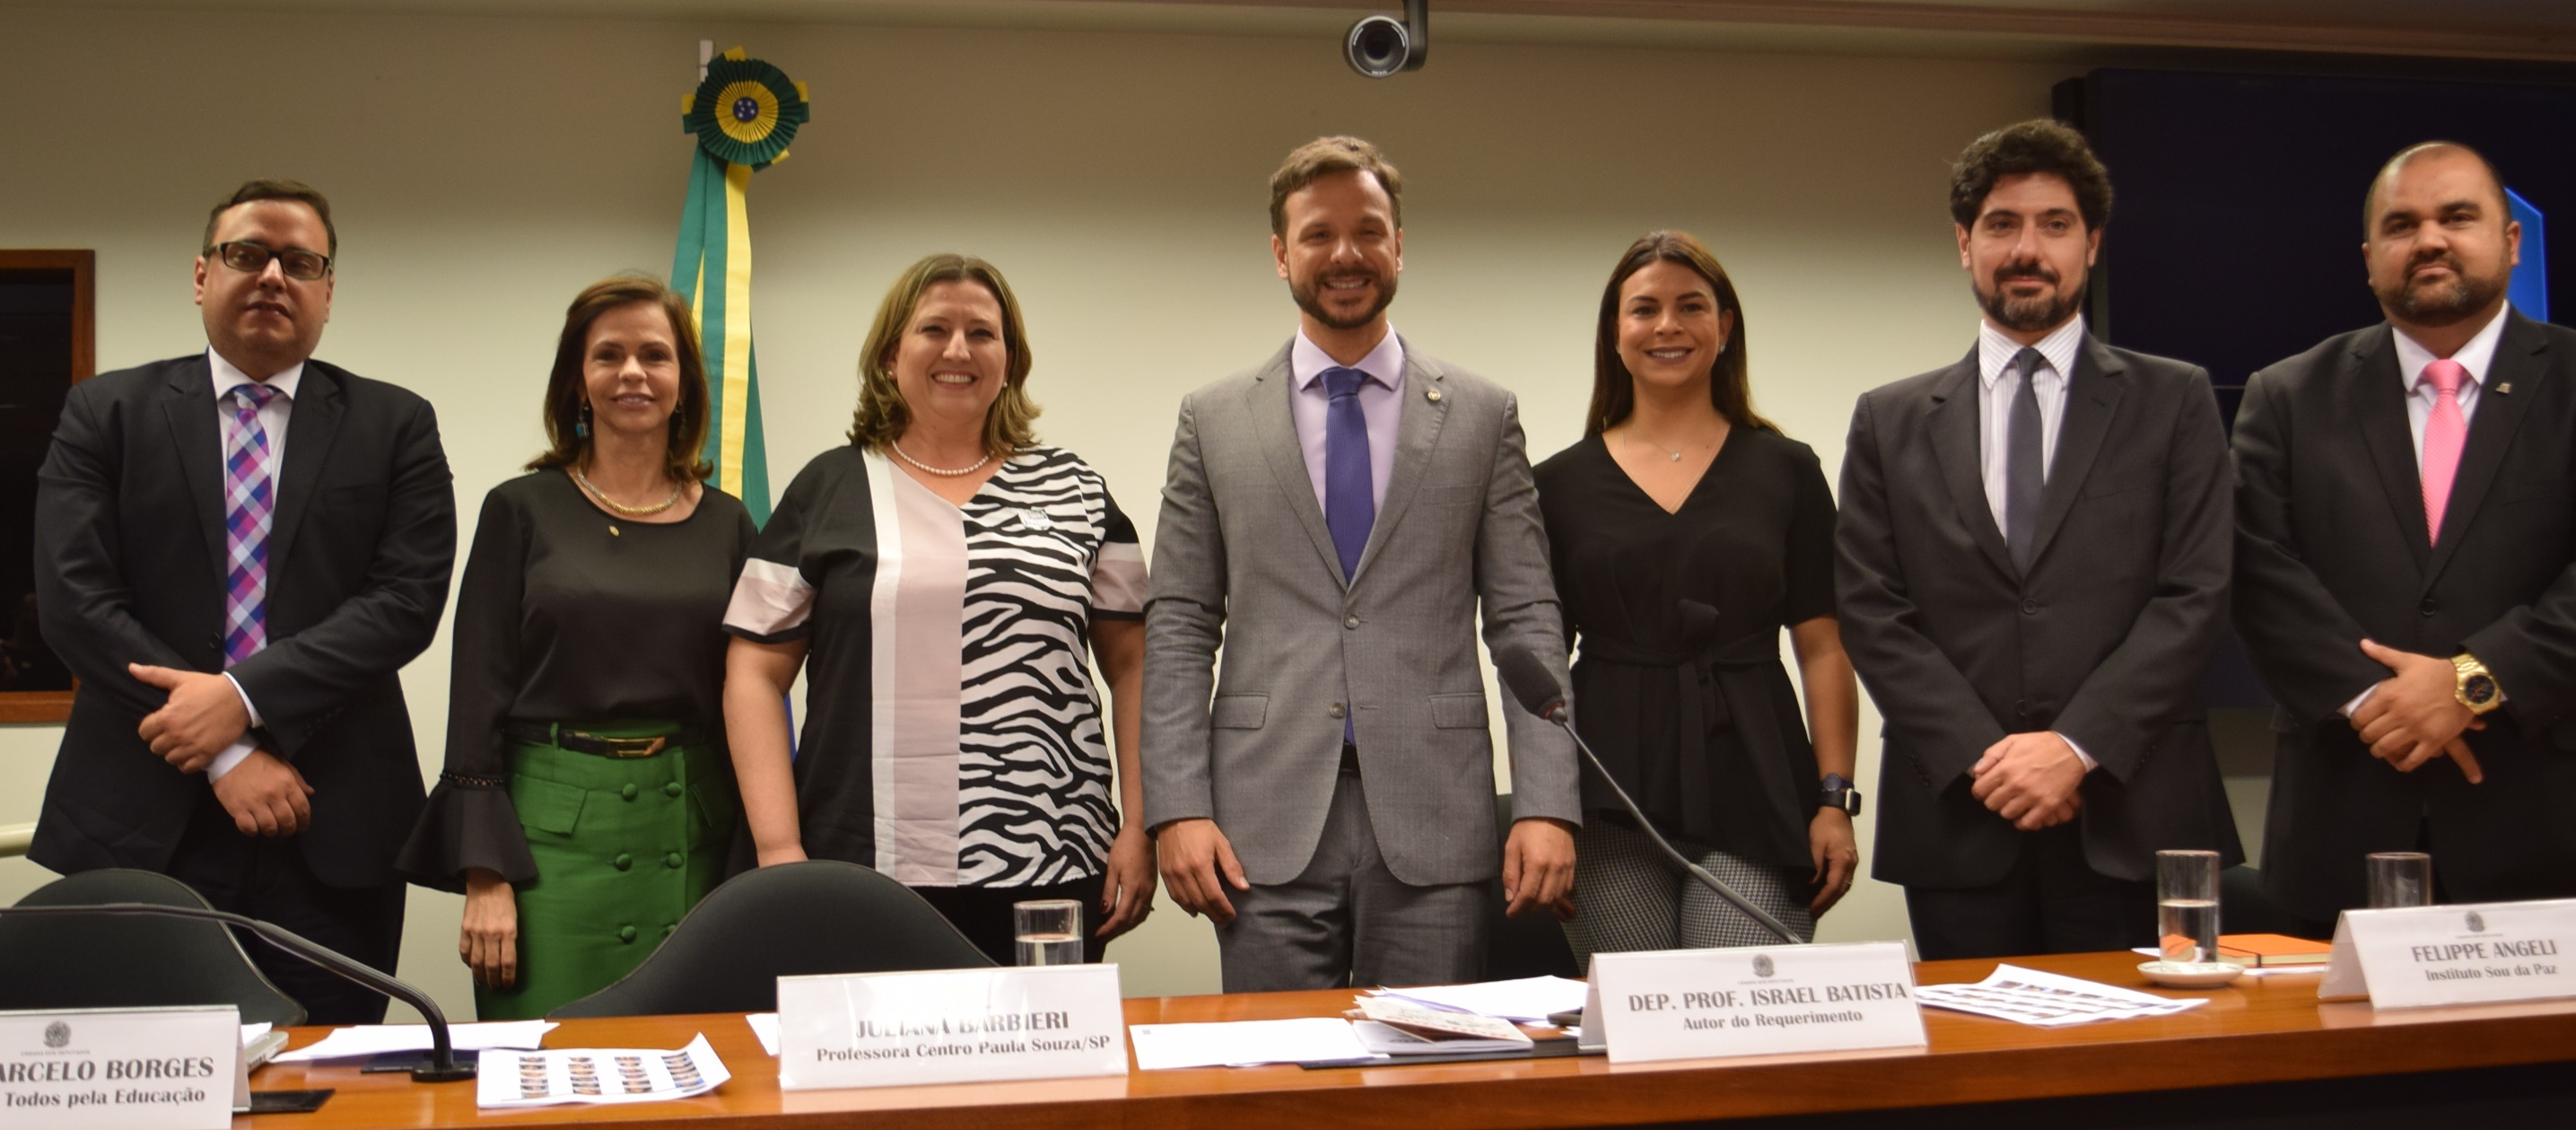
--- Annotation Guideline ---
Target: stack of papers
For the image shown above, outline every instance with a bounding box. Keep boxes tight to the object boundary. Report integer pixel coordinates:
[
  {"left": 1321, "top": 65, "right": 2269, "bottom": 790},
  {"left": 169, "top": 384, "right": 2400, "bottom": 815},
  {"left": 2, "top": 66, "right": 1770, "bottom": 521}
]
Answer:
[
  {"left": 1916, "top": 965, "right": 2209, "bottom": 1027},
  {"left": 1361, "top": 976, "right": 1588, "bottom": 1023},
  {"left": 272, "top": 1020, "right": 558, "bottom": 1063},
  {"left": 1349, "top": 998, "right": 1533, "bottom": 1055}
]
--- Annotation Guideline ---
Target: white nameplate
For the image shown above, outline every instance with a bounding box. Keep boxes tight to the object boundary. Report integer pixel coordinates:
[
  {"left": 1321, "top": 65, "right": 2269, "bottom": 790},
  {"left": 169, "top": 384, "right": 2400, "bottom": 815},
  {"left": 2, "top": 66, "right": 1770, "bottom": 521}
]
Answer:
[
  {"left": 776, "top": 964, "right": 1127, "bottom": 1090},
  {"left": 2318, "top": 897, "right": 2576, "bottom": 1010},
  {"left": 0, "top": 1006, "right": 240, "bottom": 1130},
  {"left": 1584, "top": 942, "right": 1925, "bottom": 1064}
]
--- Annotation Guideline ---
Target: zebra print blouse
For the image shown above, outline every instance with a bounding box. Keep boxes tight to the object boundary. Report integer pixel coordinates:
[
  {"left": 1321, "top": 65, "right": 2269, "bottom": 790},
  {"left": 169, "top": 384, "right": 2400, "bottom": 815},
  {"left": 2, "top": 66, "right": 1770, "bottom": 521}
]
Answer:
[{"left": 722, "top": 445, "right": 1147, "bottom": 887}]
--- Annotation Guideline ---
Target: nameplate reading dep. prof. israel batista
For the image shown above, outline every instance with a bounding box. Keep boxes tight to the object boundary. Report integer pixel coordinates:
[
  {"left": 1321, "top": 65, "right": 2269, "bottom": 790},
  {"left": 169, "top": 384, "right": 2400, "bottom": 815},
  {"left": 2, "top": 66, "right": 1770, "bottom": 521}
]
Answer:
[
  {"left": 1585, "top": 942, "right": 1925, "bottom": 1064},
  {"left": 2, "top": 1006, "right": 240, "bottom": 1130},
  {"left": 2318, "top": 898, "right": 2576, "bottom": 1010},
  {"left": 776, "top": 965, "right": 1126, "bottom": 1090}
]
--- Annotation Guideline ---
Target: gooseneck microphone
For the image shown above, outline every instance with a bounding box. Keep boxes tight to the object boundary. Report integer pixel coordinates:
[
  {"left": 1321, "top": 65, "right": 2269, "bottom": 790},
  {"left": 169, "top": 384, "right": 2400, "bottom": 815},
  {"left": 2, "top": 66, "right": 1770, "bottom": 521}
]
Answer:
[
  {"left": 0, "top": 902, "right": 477, "bottom": 1082},
  {"left": 1495, "top": 647, "right": 1801, "bottom": 946}
]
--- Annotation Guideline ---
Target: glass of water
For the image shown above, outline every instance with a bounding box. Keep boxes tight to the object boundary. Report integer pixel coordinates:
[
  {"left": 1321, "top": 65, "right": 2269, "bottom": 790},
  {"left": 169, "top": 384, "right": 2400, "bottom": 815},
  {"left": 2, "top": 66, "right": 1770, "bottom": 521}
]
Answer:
[
  {"left": 1013, "top": 898, "right": 1084, "bottom": 967},
  {"left": 2367, "top": 852, "right": 2434, "bottom": 909},
  {"left": 2156, "top": 850, "right": 2222, "bottom": 965}
]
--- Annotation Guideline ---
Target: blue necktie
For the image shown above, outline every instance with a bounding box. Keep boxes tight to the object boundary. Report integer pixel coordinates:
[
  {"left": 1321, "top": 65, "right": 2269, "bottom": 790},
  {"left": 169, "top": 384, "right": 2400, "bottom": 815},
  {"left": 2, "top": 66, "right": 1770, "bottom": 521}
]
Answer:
[
  {"left": 1323, "top": 366, "right": 1373, "bottom": 748},
  {"left": 1322, "top": 366, "right": 1375, "bottom": 583}
]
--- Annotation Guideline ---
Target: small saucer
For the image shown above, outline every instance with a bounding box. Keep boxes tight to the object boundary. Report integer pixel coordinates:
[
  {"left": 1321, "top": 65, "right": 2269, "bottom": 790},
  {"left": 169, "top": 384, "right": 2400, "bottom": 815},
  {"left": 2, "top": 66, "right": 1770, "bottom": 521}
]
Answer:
[{"left": 2138, "top": 960, "right": 2246, "bottom": 988}]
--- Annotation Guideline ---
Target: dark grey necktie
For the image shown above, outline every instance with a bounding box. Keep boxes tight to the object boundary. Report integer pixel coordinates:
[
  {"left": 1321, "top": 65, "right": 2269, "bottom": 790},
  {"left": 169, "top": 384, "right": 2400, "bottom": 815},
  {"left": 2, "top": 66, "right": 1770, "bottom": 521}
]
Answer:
[{"left": 2006, "top": 346, "right": 2046, "bottom": 573}]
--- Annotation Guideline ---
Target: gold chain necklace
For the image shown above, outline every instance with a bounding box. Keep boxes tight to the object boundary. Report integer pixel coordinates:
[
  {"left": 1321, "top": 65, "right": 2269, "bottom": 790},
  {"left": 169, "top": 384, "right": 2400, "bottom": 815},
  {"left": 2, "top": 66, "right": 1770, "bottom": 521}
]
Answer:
[{"left": 572, "top": 465, "right": 684, "bottom": 516}]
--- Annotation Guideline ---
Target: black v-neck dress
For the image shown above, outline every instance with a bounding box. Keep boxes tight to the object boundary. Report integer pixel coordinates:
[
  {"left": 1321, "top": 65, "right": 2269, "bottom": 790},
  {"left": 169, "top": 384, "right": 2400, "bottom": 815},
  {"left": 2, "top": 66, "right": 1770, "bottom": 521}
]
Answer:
[{"left": 1533, "top": 428, "right": 1838, "bottom": 868}]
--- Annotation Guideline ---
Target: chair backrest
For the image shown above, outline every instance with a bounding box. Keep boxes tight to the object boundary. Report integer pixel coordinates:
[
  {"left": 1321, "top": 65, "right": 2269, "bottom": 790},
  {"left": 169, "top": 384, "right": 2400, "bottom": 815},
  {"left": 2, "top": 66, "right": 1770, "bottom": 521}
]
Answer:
[
  {"left": 1484, "top": 793, "right": 1582, "bottom": 979},
  {"left": 547, "top": 860, "right": 997, "bottom": 1018},
  {"left": 0, "top": 869, "right": 306, "bottom": 1026}
]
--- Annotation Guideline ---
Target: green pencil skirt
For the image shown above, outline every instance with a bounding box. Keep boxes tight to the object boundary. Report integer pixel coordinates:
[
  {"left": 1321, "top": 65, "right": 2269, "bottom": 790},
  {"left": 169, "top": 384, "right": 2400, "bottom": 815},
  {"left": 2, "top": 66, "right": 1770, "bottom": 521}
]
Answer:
[{"left": 474, "top": 723, "right": 738, "bottom": 1021}]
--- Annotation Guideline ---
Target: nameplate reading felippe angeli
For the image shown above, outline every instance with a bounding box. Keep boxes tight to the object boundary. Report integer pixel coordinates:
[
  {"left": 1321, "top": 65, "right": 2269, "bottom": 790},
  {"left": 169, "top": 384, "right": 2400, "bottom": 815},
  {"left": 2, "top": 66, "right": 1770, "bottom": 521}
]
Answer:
[
  {"left": 776, "top": 965, "right": 1126, "bottom": 1090},
  {"left": 1585, "top": 942, "right": 1925, "bottom": 1064},
  {"left": 1, "top": 1006, "right": 240, "bottom": 1130},
  {"left": 2318, "top": 897, "right": 2576, "bottom": 1010}
]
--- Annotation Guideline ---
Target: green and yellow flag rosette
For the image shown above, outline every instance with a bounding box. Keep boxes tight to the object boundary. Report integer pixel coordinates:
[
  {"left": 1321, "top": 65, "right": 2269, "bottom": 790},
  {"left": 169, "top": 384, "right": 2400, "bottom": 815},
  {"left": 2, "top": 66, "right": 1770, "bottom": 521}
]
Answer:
[{"left": 674, "top": 47, "right": 809, "bottom": 523}]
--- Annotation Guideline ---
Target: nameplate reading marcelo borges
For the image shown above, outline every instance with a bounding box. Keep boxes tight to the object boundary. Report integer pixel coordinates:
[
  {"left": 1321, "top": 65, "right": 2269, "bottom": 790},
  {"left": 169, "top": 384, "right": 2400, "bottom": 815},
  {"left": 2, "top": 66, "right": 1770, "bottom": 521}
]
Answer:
[
  {"left": 1585, "top": 942, "right": 1925, "bottom": 1064},
  {"left": 776, "top": 965, "right": 1127, "bottom": 1090},
  {"left": 2, "top": 1006, "right": 239, "bottom": 1130},
  {"left": 2318, "top": 897, "right": 2576, "bottom": 1010}
]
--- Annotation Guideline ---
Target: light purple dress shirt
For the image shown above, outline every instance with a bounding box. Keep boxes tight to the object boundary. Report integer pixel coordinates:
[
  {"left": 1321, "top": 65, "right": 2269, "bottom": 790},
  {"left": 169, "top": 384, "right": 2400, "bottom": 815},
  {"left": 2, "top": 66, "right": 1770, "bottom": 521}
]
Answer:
[{"left": 1288, "top": 328, "right": 1404, "bottom": 516}]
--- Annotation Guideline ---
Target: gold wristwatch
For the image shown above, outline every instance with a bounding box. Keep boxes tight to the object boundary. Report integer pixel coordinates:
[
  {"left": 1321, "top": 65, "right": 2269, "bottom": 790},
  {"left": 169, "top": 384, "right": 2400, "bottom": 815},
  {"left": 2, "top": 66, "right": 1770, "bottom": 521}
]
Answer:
[{"left": 2452, "top": 653, "right": 2504, "bottom": 715}]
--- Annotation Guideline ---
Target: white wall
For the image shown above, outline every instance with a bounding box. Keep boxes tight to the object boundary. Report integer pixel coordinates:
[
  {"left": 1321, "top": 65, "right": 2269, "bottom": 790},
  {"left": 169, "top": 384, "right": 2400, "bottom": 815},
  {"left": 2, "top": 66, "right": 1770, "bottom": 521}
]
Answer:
[{"left": 0, "top": 4, "right": 2075, "bottom": 1020}]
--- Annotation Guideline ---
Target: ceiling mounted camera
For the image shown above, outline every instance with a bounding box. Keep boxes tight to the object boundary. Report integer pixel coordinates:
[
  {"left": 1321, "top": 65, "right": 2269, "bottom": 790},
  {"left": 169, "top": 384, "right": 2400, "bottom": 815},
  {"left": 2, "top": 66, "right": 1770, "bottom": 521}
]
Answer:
[{"left": 1346, "top": 0, "right": 1429, "bottom": 78}]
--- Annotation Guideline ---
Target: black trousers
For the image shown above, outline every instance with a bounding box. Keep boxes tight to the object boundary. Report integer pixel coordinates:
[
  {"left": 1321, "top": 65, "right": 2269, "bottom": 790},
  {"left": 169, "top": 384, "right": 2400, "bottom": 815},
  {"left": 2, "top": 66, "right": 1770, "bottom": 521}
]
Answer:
[
  {"left": 1904, "top": 822, "right": 2154, "bottom": 961},
  {"left": 164, "top": 793, "right": 407, "bottom": 1025},
  {"left": 909, "top": 872, "right": 1111, "bottom": 968}
]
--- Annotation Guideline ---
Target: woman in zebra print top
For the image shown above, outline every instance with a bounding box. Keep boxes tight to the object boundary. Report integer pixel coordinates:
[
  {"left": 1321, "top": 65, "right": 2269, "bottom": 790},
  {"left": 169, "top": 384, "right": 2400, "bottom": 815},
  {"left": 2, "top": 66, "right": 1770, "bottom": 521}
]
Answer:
[{"left": 720, "top": 254, "right": 1153, "bottom": 963}]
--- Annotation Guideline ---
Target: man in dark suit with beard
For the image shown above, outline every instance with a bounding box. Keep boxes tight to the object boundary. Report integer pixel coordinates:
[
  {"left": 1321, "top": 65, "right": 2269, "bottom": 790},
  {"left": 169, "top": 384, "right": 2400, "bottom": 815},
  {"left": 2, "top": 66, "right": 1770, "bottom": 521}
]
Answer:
[
  {"left": 1838, "top": 120, "right": 2240, "bottom": 959},
  {"left": 34, "top": 180, "right": 455, "bottom": 1021},
  {"left": 2233, "top": 142, "right": 2576, "bottom": 932}
]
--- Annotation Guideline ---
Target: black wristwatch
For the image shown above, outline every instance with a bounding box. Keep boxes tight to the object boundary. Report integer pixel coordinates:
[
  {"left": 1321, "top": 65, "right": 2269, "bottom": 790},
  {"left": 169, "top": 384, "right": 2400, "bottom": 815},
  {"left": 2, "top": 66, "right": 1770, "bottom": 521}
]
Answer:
[{"left": 1821, "top": 774, "right": 1862, "bottom": 817}]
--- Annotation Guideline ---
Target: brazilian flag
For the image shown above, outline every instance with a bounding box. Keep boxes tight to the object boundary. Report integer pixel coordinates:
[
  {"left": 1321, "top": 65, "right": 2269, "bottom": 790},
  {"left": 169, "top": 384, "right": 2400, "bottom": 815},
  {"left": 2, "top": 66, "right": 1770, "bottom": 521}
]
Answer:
[{"left": 673, "top": 48, "right": 809, "bottom": 524}]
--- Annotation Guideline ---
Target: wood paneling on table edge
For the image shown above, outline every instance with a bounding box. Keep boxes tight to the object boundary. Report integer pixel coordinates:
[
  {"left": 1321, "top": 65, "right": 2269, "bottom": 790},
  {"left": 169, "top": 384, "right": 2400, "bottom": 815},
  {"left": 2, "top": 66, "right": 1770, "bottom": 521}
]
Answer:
[{"left": 238, "top": 950, "right": 2576, "bottom": 1129}]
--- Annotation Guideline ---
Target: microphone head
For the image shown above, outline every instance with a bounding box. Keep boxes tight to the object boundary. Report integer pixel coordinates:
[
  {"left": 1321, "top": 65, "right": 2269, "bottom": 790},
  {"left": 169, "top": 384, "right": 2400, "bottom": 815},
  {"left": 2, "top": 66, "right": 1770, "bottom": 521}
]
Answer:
[{"left": 1494, "top": 647, "right": 1567, "bottom": 719}]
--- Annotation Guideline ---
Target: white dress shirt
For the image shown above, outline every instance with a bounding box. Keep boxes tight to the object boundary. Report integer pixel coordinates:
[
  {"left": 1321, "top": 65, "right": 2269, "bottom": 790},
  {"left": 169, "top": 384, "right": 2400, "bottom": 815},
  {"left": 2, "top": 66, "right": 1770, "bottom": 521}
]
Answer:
[
  {"left": 2341, "top": 303, "right": 2512, "bottom": 718},
  {"left": 205, "top": 348, "right": 303, "bottom": 781},
  {"left": 1975, "top": 316, "right": 2098, "bottom": 771},
  {"left": 1288, "top": 327, "right": 1404, "bottom": 515}
]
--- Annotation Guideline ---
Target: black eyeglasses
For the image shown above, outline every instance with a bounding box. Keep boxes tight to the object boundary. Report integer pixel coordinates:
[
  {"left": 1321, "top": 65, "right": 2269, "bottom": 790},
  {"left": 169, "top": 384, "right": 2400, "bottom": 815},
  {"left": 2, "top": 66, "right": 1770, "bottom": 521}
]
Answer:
[{"left": 207, "top": 241, "right": 333, "bottom": 281}]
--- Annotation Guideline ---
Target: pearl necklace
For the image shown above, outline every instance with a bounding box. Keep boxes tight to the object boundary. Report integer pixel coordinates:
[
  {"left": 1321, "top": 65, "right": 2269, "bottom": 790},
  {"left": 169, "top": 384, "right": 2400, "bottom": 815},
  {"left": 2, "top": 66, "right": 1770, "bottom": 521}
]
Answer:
[
  {"left": 891, "top": 440, "right": 992, "bottom": 477},
  {"left": 572, "top": 466, "right": 684, "bottom": 516}
]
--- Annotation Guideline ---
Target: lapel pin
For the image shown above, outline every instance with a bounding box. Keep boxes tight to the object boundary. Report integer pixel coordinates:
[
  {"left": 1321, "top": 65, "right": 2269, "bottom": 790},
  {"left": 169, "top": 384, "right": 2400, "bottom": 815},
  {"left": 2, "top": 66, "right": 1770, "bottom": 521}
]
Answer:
[
  {"left": 2497, "top": 382, "right": 2512, "bottom": 394},
  {"left": 1426, "top": 388, "right": 1443, "bottom": 402}
]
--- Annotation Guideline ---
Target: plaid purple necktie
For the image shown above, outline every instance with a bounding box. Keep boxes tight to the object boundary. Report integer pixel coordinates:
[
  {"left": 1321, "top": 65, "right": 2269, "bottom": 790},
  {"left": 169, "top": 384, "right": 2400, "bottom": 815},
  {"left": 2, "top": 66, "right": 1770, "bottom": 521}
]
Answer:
[{"left": 223, "top": 382, "right": 283, "bottom": 667}]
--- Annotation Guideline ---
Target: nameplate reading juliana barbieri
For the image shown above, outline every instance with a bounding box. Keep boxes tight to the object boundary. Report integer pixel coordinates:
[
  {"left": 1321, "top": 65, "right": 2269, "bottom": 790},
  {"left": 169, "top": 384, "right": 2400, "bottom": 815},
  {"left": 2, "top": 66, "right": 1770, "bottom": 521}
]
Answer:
[
  {"left": 1, "top": 1006, "right": 241, "bottom": 1130},
  {"left": 1584, "top": 942, "right": 1925, "bottom": 1064},
  {"left": 776, "top": 965, "right": 1127, "bottom": 1090},
  {"left": 2318, "top": 898, "right": 2576, "bottom": 1010}
]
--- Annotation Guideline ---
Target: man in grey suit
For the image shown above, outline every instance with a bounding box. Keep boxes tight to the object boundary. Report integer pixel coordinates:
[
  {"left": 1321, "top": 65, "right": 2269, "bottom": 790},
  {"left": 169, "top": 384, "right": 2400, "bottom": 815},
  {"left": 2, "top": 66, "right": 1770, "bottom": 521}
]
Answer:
[
  {"left": 1143, "top": 136, "right": 1580, "bottom": 991},
  {"left": 1836, "top": 120, "right": 2240, "bottom": 960}
]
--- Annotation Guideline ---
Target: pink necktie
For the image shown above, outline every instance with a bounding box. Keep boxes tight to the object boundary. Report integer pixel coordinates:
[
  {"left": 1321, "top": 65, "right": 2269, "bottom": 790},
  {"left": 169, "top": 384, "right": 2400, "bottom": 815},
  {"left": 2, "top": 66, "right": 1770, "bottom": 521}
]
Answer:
[
  {"left": 2420, "top": 358, "right": 2468, "bottom": 546},
  {"left": 223, "top": 382, "right": 281, "bottom": 666}
]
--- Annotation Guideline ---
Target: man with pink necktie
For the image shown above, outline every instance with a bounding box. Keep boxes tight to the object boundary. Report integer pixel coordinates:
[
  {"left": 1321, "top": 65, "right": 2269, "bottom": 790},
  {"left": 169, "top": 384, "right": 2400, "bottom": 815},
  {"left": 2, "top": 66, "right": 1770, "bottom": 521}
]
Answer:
[
  {"left": 2234, "top": 141, "right": 2576, "bottom": 933},
  {"left": 33, "top": 180, "right": 455, "bottom": 1022}
]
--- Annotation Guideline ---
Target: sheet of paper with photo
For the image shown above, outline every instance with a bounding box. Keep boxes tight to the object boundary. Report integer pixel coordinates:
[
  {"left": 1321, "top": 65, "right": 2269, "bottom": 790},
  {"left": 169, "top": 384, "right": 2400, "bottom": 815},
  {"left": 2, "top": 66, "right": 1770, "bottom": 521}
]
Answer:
[
  {"left": 1915, "top": 965, "right": 2206, "bottom": 1028},
  {"left": 475, "top": 1034, "right": 730, "bottom": 1108}
]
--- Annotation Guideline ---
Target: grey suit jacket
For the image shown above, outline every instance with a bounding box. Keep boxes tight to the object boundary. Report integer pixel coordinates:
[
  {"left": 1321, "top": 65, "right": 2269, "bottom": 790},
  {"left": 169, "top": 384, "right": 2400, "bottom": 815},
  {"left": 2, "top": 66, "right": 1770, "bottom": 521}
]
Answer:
[
  {"left": 1141, "top": 337, "right": 1579, "bottom": 887},
  {"left": 1836, "top": 335, "right": 2241, "bottom": 889}
]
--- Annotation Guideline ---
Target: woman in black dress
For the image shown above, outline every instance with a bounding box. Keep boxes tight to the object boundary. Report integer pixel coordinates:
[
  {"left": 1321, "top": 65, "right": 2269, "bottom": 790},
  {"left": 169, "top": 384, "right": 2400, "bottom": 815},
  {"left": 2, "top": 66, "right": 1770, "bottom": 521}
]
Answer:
[
  {"left": 400, "top": 276, "right": 754, "bottom": 1018},
  {"left": 1533, "top": 231, "right": 1860, "bottom": 962}
]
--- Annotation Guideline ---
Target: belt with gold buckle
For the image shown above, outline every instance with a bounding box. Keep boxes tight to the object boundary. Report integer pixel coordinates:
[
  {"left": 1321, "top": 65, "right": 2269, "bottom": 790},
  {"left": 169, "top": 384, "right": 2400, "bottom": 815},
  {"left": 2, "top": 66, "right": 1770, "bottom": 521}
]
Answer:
[{"left": 508, "top": 723, "right": 700, "bottom": 758}]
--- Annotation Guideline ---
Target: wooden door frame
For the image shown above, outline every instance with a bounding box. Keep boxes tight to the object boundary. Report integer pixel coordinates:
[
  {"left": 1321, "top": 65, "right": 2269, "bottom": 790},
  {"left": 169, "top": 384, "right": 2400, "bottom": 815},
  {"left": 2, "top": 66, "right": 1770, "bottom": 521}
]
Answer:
[{"left": 0, "top": 249, "right": 95, "bottom": 723}]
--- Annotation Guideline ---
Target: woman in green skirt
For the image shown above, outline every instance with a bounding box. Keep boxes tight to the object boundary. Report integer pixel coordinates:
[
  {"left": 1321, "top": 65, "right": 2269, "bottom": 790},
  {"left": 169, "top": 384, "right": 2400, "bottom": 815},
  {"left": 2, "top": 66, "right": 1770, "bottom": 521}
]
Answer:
[{"left": 399, "top": 276, "right": 755, "bottom": 1019}]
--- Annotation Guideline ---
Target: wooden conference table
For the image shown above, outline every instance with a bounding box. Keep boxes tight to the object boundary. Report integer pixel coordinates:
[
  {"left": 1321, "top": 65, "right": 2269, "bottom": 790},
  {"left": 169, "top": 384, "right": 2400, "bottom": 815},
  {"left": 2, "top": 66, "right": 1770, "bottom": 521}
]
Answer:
[{"left": 239, "top": 950, "right": 2576, "bottom": 1130}]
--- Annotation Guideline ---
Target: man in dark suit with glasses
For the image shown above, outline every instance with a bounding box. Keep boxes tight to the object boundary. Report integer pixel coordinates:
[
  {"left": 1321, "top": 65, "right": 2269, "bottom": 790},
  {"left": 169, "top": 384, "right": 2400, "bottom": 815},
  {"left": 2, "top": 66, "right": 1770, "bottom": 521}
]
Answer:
[{"left": 32, "top": 180, "right": 455, "bottom": 1022}]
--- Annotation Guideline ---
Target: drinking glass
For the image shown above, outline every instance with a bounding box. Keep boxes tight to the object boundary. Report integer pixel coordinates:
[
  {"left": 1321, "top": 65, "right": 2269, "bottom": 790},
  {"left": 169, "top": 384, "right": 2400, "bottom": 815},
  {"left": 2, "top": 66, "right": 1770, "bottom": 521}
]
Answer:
[
  {"left": 2366, "top": 852, "right": 2433, "bottom": 909},
  {"left": 1014, "top": 899, "right": 1084, "bottom": 967},
  {"left": 2155, "top": 850, "right": 2222, "bottom": 965}
]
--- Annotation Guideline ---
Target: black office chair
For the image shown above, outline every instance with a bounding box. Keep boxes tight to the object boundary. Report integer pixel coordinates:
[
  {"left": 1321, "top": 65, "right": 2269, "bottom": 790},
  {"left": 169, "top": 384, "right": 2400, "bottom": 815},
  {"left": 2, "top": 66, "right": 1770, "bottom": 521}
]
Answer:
[
  {"left": 2221, "top": 863, "right": 2308, "bottom": 936},
  {"left": 1483, "top": 793, "right": 1584, "bottom": 979},
  {"left": 548, "top": 859, "right": 997, "bottom": 1018},
  {"left": 0, "top": 868, "right": 306, "bottom": 1026}
]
